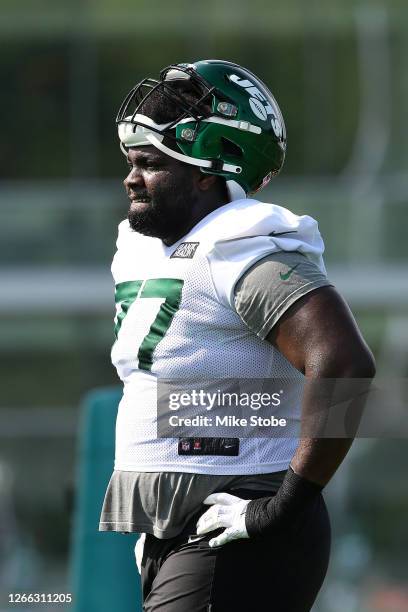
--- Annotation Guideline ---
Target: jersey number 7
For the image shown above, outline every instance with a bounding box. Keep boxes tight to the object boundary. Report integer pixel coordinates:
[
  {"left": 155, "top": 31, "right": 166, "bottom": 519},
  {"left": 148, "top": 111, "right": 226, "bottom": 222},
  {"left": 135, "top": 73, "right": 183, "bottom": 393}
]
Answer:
[{"left": 114, "top": 278, "right": 184, "bottom": 372}]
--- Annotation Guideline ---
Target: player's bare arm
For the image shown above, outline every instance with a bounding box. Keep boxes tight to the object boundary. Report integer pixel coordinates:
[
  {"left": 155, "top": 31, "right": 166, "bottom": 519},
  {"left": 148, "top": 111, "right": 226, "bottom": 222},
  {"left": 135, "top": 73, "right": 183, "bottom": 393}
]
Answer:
[{"left": 268, "top": 284, "right": 376, "bottom": 486}]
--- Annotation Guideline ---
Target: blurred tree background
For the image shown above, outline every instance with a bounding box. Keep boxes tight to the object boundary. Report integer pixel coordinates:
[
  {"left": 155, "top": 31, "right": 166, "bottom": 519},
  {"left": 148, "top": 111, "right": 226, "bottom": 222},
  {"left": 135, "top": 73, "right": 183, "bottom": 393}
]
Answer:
[{"left": 0, "top": 1, "right": 407, "bottom": 610}]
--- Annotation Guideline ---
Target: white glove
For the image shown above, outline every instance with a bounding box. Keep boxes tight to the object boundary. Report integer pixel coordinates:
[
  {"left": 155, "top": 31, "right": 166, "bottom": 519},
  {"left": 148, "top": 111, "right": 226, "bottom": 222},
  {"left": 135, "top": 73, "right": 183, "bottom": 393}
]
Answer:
[
  {"left": 196, "top": 492, "right": 251, "bottom": 547},
  {"left": 134, "top": 533, "right": 146, "bottom": 574}
]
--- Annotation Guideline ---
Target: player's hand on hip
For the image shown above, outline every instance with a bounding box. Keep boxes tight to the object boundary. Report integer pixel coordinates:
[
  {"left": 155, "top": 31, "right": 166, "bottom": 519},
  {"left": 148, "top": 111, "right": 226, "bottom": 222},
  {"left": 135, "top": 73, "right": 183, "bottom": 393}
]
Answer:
[{"left": 196, "top": 492, "right": 251, "bottom": 547}]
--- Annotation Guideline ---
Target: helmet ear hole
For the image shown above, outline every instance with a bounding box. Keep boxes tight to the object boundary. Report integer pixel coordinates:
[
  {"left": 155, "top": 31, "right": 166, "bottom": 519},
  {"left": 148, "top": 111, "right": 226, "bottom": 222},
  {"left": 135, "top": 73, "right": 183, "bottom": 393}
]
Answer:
[{"left": 220, "top": 137, "right": 243, "bottom": 158}]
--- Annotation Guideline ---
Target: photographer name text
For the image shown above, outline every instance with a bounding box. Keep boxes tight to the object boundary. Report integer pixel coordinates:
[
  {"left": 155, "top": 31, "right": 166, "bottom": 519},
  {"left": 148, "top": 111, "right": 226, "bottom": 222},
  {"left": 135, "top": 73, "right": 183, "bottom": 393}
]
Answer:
[{"left": 168, "top": 415, "right": 287, "bottom": 428}]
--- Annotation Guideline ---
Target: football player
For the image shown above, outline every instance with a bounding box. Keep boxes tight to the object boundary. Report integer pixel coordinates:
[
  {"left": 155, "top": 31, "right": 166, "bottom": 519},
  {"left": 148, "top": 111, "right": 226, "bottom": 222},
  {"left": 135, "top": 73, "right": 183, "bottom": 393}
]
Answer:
[{"left": 99, "top": 60, "right": 375, "bottom": 611}]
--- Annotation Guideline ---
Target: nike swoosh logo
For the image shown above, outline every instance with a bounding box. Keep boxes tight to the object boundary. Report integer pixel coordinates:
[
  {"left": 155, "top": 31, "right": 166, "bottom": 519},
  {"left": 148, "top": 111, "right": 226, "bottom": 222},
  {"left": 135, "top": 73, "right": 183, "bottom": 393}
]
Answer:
[
  {"left": 280, "top": 264, "right": 299, "bottom": 281},
  {"left": 188, "top": 534, "right": 206, "bottom": 544},
  {"left": 218, "top": 230, "right": 298, "bottom": 245},
  {"left": 269, "top": 230, "right": 298, "bottom": 237}
]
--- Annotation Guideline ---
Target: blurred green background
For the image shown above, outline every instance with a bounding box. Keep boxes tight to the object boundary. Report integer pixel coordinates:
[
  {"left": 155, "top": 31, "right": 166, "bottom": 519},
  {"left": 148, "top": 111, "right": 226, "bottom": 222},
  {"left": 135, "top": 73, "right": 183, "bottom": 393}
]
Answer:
[{"left": 0, "top": 1, "right": 407, "bottom": 610}]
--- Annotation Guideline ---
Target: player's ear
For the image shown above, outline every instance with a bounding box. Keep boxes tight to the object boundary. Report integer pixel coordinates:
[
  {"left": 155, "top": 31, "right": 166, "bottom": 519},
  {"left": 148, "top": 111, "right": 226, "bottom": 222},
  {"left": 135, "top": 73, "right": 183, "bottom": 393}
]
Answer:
[{"left": 196, "top": 172, "right": 219, "bottom": 192}]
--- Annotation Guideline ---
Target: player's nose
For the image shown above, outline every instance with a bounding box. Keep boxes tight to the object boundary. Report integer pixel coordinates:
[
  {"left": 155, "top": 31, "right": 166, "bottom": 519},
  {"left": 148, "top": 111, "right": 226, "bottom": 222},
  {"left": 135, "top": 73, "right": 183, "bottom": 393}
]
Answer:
[{"left": 124, "top": 168, "right": 145, "bottom": 191}]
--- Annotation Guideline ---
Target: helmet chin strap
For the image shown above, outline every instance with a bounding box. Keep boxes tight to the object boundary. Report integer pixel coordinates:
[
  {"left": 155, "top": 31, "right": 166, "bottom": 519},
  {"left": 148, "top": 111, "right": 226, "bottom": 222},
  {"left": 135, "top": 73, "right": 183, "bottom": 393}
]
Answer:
[
  {"left": 148, "top": 133, "right": 246, "bottom": 201},
  {"left": 145, "top": 132, "right": 241, "bottom": 175}
]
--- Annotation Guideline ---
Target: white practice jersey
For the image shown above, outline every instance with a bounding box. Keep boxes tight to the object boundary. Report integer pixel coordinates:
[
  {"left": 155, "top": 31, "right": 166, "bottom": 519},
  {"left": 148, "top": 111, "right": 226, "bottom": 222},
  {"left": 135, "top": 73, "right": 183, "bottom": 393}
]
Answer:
[{"left": 111, "top": 198, "right": 327, "bottom": 475}]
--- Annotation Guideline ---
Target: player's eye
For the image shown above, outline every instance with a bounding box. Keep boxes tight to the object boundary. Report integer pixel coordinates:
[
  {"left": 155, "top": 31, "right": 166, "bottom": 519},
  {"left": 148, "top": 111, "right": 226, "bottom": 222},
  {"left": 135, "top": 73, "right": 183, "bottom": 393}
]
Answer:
[
  {"left": 145, "top": 159, "right": 164, "bottom": 170},
  {"left": 126, "top": 157, "right": 164, "bottom": 171}
]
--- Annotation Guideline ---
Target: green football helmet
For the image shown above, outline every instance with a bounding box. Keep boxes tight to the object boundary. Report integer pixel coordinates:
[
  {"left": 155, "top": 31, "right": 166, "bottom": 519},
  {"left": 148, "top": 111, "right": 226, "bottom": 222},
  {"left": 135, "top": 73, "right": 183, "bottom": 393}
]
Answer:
[{"left": 117, "top": 59, "right": 286, "bottom": 195}]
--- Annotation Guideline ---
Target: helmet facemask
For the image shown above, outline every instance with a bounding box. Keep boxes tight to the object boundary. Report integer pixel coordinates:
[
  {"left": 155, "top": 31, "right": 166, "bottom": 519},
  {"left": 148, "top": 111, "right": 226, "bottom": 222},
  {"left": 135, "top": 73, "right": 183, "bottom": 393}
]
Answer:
[{"left": 116, "top": 65, "right": 217, "bottom": 148}]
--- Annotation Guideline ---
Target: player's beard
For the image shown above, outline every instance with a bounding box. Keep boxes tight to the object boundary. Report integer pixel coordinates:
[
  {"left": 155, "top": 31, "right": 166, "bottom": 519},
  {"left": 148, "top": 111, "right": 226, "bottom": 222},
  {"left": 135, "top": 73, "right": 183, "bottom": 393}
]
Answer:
[{"left": 127, "top": 174, "right": 197, "bottom": 243}]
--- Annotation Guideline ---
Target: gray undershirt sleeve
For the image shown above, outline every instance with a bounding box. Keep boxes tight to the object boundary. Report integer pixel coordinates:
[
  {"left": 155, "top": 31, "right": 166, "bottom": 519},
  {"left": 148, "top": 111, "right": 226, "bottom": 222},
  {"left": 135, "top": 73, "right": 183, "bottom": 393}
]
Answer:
[{"left": 234, "top": 251, "right": 332, "bottom": 339}]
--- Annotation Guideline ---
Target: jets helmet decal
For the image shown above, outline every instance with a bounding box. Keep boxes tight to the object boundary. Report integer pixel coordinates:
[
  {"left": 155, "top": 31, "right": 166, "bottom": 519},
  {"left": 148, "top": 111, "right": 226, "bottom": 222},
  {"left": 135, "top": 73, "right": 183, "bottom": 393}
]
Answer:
[{"left": 116, "top": 59, "right": 286, "bottom": 195}]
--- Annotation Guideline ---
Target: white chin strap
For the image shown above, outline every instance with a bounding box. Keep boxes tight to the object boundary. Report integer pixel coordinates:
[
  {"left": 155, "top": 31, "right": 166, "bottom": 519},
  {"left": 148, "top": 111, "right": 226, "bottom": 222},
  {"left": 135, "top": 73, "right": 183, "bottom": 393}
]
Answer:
[
  {"left": 145, "top": 132, "right": 241, "bottom": 175},
  {"left": 118, "top": 115, "right": 247, "bottom": 193}
]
